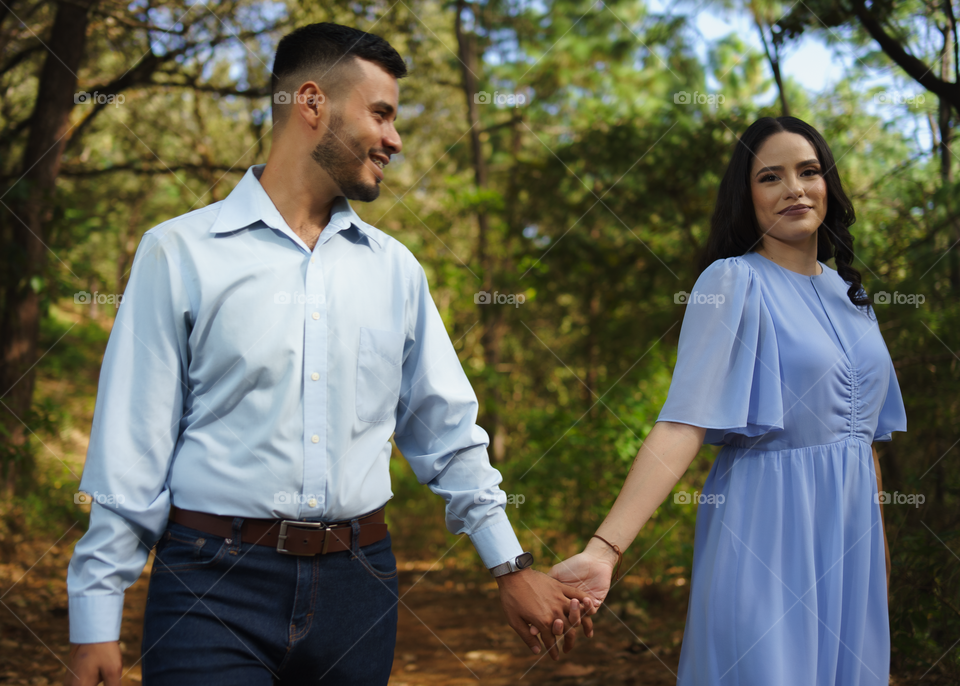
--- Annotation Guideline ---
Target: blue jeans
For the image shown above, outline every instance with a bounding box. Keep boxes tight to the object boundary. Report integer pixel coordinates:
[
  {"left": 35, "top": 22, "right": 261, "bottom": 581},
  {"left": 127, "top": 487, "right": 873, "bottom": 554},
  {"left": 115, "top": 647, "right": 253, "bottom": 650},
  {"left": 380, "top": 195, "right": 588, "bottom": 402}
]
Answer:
[{"left": 141, "top": 515, "right": 399, "bottom": 685}]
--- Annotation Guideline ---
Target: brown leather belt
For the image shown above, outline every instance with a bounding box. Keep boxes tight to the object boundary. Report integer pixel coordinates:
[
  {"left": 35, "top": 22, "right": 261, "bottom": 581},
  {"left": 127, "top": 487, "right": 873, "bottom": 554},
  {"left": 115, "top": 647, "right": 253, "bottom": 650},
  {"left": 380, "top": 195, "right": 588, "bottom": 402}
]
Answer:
[{"left": 168, "top": 505, "right": 388, "bottom": 556}]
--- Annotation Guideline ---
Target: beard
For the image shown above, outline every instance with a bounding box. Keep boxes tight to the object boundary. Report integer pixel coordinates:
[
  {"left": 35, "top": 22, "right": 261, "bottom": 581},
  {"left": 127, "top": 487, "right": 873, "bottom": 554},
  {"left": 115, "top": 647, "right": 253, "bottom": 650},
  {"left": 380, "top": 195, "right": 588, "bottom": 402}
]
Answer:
[{"left": 310, "top": 111, "right": 381, "bottom": 202}]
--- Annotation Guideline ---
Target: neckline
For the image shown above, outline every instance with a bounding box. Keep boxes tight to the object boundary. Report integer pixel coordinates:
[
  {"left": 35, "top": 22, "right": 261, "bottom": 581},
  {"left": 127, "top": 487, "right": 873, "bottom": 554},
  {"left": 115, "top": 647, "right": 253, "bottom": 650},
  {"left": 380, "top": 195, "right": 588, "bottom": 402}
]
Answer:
[{"left": 751, "top": 251, "right": 825, "bottom": 279}]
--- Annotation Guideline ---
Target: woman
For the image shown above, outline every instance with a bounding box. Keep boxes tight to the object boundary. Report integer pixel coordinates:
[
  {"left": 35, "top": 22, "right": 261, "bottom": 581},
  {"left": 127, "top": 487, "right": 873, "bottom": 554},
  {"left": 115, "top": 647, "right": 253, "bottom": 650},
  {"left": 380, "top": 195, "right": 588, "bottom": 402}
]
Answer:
[{"left": 551, "top": 116, "right": 906, "bottom": 684}]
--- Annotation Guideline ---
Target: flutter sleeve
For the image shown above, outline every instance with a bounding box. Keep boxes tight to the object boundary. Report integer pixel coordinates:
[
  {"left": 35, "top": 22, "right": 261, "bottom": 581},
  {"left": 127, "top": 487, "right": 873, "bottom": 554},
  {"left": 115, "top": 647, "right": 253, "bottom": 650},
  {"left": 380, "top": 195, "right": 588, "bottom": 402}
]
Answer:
[{"left": 657, "top": 256, "right": 784, "bottom": 445}]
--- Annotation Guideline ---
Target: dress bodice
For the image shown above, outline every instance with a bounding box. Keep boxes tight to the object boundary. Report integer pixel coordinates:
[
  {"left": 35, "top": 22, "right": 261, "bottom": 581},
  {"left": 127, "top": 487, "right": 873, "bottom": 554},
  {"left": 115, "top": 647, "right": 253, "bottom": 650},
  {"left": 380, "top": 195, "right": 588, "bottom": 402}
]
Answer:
[{"left": 658, "top": 252, "right": 906, "bottom": 449}]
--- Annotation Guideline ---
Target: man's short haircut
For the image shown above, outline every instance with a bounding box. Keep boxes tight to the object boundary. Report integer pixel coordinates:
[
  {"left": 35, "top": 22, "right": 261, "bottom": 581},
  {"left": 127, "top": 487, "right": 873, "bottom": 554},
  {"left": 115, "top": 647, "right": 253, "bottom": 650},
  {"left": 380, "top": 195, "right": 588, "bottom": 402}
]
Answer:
[{"left": 270, "top": 23, "right": 407, "bottom": 131}]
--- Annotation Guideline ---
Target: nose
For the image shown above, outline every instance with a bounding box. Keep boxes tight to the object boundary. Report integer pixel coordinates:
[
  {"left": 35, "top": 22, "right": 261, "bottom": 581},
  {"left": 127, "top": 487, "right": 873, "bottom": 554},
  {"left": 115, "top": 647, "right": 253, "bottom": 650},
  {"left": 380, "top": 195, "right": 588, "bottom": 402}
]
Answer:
[
  {"left": 384, "top": 122, "right": 402, "bottom": 155},
  {"left": 782, "top": 181, "right": 803, "bottom": 199}
]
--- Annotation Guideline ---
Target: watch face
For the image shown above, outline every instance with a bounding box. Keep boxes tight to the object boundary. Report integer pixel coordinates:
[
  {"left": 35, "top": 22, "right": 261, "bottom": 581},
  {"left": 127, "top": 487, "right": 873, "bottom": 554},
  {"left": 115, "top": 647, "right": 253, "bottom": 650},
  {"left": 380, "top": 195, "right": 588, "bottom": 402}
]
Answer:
[{"left": 516, "top": 552, "right": 534, "bottom": 569}]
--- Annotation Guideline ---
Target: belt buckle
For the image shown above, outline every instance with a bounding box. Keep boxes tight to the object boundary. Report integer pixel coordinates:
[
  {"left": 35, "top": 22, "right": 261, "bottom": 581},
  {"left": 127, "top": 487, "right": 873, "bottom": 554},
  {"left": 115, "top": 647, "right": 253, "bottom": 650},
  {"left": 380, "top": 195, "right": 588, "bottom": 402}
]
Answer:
[{"left": 276, "top": 520, "right": 332, "bottom": 556}]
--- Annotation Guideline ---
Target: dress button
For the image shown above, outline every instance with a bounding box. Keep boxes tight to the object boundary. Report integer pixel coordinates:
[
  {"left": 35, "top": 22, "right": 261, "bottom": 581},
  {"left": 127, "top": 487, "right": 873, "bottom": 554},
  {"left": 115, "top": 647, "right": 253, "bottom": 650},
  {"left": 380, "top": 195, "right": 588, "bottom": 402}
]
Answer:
[
  {"left": 311, "top": 372, "right": 320, "bottom": 381},
  {"left": 311, "top": 434, "right": 320, "bottom": 443},
  {"left": 312, "top": 311, "right": 320, "bottom": 320},
  {"left": 307, "top": 498, "right": 318, "bottom": 508}
]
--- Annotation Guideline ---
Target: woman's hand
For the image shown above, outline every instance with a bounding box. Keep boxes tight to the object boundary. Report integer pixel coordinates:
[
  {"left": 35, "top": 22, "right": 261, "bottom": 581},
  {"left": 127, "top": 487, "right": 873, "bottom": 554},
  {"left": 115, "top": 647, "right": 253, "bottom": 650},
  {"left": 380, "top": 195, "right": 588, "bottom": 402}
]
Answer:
[
  {"left": 549, "top": 547, "right": 616, "bottom": 608},
  {"left": 548, "top": 422, "right": 705, "bottom": 623}
]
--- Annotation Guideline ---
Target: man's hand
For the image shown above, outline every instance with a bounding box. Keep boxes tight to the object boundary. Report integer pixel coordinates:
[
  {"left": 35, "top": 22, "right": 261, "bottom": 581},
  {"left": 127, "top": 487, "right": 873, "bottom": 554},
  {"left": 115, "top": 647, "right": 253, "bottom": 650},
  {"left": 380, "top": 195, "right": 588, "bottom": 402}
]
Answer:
[
  {"left": 64, "top": 641, "right": 122, "bottom": 686},
  {"left": 497, "top": 568, "right": 594, "bottom": 660},
  {"left": 549, "top": 547, "right": 616, "bottom": 608}
]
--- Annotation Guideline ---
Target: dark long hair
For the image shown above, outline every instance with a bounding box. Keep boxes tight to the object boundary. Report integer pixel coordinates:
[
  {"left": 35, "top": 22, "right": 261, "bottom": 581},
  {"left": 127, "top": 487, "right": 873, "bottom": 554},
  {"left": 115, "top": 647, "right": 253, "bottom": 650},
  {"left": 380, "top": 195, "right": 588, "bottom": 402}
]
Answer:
[{"left": 699, "top": 116, "right": 868, "bottom": 307}]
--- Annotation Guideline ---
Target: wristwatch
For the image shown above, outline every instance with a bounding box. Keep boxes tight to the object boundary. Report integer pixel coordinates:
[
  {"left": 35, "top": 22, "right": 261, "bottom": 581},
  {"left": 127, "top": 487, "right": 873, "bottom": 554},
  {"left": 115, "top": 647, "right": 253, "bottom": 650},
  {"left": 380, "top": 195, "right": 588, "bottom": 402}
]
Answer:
[{"left": 489, "top": 552, "right": 535, "bottom": 577}]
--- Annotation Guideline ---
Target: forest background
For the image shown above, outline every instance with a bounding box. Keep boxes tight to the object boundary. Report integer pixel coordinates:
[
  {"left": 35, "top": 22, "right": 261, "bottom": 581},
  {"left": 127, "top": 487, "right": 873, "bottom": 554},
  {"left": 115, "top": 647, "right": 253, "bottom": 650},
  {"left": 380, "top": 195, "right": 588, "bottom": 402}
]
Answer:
[{"left": 1, "top": 0, "right": 959, "bottom": 680}]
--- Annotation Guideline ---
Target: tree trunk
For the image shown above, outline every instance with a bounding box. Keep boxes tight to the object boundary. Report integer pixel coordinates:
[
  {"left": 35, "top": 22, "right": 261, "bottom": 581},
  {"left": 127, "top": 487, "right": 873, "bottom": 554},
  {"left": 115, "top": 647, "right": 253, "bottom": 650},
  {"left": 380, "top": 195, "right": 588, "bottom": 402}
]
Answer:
[
  {"left": 585, "top": 285, "right": 600, "bottom": 417},
  {"left": 0, "top": 0, "right": 96, "bottom": 495},
  {"left": 454, "top": 0, "right": 506, "bottom": 461},
  {"left": 755, "top": 18, "right": 790, "bottom": 117},
  {"left": 939, "top": 23, "right": 958, "bottom": 289},
  {"left": 117, "top": 195, "right": 147, "bottom": 295},
  {"left": 454, "top": 0, "right": 490, "bottom": 280}
]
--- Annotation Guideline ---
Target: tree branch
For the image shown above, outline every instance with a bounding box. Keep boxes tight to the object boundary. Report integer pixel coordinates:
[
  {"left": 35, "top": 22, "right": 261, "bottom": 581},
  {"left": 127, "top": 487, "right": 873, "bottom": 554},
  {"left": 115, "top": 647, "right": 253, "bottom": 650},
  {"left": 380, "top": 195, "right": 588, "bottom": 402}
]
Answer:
[
  {"left": 65, "top": 26, "right": 274, "bottom": 148},
  {"left": 89, "top": 6, "right": 185, "bottom": 32},
  {"left": 0, "top": 40, "right": 44, "bottom": 77},
  {"left": 57, "top": 162, "right": 249, "bottom": 177},
  {"left": 851, "top": 0, "right": 960, "bottom": 114}
]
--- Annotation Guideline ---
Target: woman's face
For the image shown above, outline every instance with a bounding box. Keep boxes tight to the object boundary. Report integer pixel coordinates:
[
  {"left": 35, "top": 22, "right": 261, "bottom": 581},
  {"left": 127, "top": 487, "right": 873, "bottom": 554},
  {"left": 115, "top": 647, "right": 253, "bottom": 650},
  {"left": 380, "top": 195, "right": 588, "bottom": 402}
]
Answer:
[{"left": 750, "top": 132, "right": 828, "bottom": 249}]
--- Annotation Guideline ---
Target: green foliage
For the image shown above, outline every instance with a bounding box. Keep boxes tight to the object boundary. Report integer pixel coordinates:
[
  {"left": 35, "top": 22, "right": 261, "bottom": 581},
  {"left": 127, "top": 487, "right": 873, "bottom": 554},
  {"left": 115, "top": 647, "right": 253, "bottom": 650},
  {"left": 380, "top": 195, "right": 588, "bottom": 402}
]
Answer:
[{"left": 3, "top": 0, "right": 959, "bottom": 677}]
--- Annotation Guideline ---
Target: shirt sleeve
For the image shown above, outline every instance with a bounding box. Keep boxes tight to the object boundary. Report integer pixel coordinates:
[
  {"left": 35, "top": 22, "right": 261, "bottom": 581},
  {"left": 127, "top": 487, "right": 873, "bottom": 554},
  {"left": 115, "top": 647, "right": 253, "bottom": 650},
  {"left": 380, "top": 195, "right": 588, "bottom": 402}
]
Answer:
[
  {"left": 657, "top": 257, "right": 785, "bottom": 445},
  {"left": 67, "top": 230, "right": 191, "bottom": 643},
  {"left": 392, "top": 266, "right": 523, "bottom": 569}
]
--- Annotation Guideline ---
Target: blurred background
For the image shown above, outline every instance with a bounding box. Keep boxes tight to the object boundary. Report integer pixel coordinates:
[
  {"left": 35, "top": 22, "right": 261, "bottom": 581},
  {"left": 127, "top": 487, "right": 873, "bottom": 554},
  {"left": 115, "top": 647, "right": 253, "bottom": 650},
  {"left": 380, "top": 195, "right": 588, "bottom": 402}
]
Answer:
[{"left": 0, "top": 0, "right": 957, "bottom": 683}]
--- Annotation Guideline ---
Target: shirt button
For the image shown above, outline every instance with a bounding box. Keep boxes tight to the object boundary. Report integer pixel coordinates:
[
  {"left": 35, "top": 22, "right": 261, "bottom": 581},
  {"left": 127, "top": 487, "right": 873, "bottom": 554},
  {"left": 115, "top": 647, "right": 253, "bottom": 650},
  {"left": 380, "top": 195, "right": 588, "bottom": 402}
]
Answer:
[
  {"left": 307, "top": 498, "right": 318, "bottom": 508},
  {"left": 312, "top": 311, "right": 320, "bottom": 320},
  {"left": 311, "top": 434, "right": 320, "bottom": 443},
  {"left": 311, "top": 372, "right": 320, "bottom": 381},
  {"left": 310, "top": 257, "right": 315, "bottom": 264}
]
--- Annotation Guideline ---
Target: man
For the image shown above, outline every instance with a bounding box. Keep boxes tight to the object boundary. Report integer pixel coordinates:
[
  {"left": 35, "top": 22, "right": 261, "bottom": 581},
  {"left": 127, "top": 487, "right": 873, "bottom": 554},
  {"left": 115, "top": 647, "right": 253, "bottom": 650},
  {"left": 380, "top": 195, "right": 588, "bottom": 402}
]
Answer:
[{"left": 66, "top": 22, "right": 594, "bottom": 686}]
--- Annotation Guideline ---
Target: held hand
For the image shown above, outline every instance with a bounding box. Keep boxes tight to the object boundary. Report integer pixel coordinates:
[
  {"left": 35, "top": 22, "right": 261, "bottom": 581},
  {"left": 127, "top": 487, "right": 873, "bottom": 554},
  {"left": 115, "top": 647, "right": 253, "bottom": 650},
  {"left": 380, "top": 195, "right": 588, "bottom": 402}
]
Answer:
[
  {"left": 64, "top": 642, "right": 122, "bottom": 686},
  {"left": 497, "top": 568, "right": 595, "bottom": 660},
  {"left": 549, "top": 549, "right": 616, "bottom": 608}
]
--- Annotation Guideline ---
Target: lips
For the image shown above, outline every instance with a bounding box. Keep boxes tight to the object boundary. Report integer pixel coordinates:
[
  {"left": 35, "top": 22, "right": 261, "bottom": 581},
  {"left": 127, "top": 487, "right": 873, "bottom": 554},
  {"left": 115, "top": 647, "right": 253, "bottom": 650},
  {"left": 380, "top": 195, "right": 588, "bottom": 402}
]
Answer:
[
  {"left": 369, "top": 153, "right": 389, "bottom": 180},
  {"left": 778, "top": 204, "right": 813, "bottom": 215}
]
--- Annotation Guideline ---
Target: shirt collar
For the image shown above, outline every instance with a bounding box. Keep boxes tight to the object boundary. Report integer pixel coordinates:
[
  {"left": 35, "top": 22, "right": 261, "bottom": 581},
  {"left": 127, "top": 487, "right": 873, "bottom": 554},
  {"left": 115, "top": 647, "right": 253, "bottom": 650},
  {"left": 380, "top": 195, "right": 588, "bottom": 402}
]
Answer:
[
  {"left": 326, "top": 195, "right": 384, "bottom": 249},
  {"left": 209, "top": 164, "right": 384, "bottom": 249}
]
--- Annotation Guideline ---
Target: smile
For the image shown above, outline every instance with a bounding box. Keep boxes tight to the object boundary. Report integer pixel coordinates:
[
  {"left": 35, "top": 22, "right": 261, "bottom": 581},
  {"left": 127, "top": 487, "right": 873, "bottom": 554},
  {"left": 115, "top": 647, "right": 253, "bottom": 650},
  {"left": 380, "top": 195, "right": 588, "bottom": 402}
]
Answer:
[{"left": 778, "top": 204, "right": 812, "bottom": 215}]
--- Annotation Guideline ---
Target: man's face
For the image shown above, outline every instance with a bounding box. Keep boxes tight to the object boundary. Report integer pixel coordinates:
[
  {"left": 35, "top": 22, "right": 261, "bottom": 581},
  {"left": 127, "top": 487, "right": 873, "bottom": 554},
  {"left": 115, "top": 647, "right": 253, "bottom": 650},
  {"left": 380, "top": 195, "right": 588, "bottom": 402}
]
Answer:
[{"left": 310, "top": 58, "right": 402, "bottom": 202}]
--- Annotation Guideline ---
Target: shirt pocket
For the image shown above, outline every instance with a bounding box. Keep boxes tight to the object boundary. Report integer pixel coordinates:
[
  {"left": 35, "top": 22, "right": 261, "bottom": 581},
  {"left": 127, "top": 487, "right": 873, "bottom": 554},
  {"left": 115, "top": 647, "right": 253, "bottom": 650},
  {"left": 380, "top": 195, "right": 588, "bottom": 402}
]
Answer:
[{"left": 356, "top": 327, "right": 405, "bottom": 423}]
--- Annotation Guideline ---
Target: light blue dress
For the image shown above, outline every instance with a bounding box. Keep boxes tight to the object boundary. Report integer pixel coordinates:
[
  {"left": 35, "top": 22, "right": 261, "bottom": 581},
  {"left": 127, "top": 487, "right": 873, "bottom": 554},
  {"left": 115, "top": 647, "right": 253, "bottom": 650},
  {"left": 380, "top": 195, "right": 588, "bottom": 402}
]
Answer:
[{"left": 658, "top": 251, "right": 907, "bottom": 685}]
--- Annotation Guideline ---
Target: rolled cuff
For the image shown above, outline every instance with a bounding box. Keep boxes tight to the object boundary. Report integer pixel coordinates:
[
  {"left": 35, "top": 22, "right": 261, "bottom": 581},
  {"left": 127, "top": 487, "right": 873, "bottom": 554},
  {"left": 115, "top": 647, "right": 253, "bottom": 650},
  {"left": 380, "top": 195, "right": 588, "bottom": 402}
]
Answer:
[
  {"left": 468, "top": 512, "right": 524, "bottom": 569},
  {"left": 69, "top": 594, "right": 125, "bottom": 644}
]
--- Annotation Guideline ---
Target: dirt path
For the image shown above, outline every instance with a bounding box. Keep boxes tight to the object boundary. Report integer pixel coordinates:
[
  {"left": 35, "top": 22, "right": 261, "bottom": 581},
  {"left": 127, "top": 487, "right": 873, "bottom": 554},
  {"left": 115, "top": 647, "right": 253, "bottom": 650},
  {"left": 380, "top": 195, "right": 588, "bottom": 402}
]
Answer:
[
  {"left": 0, "top": 533, "right": 685, "bottom": 685},
  {"left": 387, "top": 562, "right": 683, "bottom": 686}
]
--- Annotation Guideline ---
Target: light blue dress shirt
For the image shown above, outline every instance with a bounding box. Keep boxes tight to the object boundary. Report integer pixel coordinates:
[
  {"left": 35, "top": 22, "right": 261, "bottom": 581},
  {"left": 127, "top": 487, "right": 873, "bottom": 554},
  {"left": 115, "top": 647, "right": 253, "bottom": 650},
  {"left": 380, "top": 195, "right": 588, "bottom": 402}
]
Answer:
[{"left": 67, "top": 164, "right": 523, "bottom": 643}]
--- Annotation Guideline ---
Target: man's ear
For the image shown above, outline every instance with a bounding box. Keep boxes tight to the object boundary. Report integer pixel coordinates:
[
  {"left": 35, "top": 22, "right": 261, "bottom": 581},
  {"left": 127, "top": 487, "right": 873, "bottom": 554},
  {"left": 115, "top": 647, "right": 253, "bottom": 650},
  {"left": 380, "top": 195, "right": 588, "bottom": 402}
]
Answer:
[{"left": 292, "top": 81, "right": 327, "bottom": 131}]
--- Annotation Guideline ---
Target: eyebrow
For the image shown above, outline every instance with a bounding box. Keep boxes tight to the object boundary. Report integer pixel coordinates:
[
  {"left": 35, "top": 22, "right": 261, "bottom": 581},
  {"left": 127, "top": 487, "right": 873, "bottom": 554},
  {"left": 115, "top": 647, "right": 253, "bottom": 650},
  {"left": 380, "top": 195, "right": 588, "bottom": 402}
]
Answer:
[{"left": 754, "top": 159, "right": 821, "bottom": 177}]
